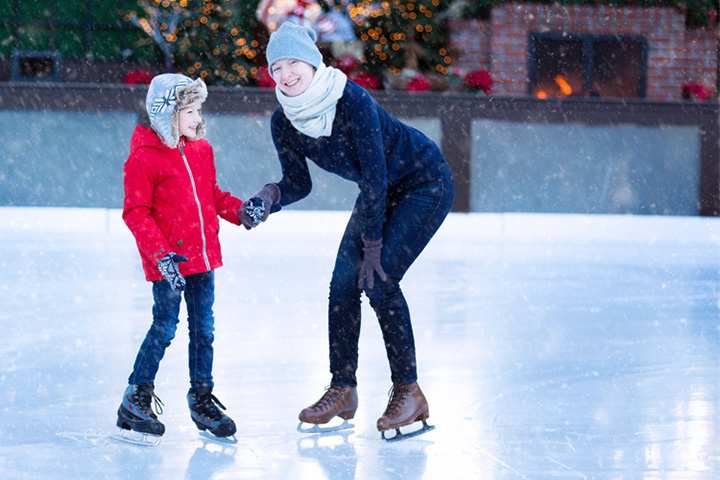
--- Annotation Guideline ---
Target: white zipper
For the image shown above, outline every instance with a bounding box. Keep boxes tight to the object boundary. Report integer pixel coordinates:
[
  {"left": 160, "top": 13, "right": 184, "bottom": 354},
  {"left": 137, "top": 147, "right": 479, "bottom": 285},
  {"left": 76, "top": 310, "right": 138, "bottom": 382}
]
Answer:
[{"left": 178, "top": 141, "right": 211, "bottom": 271}]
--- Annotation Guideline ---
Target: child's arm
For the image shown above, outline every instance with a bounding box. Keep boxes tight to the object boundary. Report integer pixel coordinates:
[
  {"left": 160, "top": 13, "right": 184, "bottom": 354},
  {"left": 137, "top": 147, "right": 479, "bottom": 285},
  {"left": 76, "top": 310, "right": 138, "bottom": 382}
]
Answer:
[
  {"left": 122, "top": 153, "right": 173, "bottom": 265},
  {"left": 214, "top": 182, "right": 244, "bottom": 225}
]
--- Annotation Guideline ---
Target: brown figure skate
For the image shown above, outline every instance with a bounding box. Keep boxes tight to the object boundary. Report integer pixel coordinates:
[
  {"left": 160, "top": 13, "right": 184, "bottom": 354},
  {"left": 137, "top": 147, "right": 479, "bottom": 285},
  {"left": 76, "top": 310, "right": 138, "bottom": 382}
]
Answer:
[
  {"left": 376, "top": 382, "right": 434, "bottom": 441},
  {"left": 297, "top": 386, "right": 358, "bottom": 433}
]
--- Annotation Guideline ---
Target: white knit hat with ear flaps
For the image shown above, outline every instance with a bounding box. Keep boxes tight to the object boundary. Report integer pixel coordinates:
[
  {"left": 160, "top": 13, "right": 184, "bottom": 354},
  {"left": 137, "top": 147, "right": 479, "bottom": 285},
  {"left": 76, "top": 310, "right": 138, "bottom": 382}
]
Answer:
[{"left": 145, "top": 73, "right": 208, "bottom": 148}]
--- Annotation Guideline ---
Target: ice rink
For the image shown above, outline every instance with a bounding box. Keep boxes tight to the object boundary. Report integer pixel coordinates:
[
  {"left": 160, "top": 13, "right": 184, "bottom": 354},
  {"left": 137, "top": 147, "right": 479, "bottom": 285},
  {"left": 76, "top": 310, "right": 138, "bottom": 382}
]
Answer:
[{"left": 1, "top": 207, "right": 719, "bottom": 479}]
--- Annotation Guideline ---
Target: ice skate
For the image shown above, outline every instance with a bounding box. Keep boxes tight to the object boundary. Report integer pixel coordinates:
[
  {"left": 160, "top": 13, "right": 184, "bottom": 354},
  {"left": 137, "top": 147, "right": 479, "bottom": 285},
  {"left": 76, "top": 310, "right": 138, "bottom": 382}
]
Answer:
[
  {"left": 188, "top": 387, "right": 237, "bottom": 440},
  {"left": 115, "top": 384, "right": 165, "bottom": 446},
  {"left": 297, "top": 386, "right": 357, "bottom": 434},
  {"left": 377, "top": 382, "right": 434, "bottom": 441}
]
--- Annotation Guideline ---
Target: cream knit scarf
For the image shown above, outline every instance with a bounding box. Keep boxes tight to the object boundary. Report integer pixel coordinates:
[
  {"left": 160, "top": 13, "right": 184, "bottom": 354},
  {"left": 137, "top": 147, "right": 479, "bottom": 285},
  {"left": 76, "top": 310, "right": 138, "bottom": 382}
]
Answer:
[{"left": 275, "top": 63, "right": 347, "bottom": 138}]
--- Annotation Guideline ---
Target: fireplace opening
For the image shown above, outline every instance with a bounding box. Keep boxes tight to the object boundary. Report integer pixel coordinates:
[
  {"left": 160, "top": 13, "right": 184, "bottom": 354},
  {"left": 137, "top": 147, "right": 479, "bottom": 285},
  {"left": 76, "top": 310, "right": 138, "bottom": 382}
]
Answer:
[{"left": 529, "top": 33, "right": 647, "bottom": 99}]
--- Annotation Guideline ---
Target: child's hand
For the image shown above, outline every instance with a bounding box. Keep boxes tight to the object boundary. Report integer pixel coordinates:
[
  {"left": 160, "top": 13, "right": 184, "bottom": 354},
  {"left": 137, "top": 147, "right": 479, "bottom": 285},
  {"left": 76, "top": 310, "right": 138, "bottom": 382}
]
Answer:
[
  {"left": 240, "top": 198, "right": 265, "bottom": 230},
  {"left": 157, "top": 252, "right": 188, "bottom": 291},
  {"left": 240, "top": 184, "right": 281, "bottom": 230}
]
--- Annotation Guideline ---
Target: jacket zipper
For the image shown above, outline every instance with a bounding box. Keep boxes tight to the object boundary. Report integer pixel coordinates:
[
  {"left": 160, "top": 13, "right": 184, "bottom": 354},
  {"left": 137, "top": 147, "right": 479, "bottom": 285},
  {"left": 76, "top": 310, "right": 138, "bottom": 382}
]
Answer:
[{"left": 178, "top": 141, "right": 211, "bottom": 271}]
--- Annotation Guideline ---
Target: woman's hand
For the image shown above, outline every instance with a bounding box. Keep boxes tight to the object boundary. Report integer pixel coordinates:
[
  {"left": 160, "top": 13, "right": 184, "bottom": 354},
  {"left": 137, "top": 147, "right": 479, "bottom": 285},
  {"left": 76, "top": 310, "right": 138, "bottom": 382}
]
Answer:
[{"left": 358, "top": 236, "right": 388, "bottom": 290}]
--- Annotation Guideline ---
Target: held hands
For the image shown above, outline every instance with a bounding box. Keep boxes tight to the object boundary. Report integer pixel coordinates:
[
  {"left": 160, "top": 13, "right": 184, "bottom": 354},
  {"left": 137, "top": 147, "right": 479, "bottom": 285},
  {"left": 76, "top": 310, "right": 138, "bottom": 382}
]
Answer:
[
  {"left": 240, "top": 183, "right": 281, "bottom": 230},
  {"left": 241, "top": 198, "right": 266, "bottom": 229},
  {"left": 157, "top": 252, "right": 188, "bottom": 291},
  {"left": 357, "top": 236, "right": 388, "bottom": 291}
]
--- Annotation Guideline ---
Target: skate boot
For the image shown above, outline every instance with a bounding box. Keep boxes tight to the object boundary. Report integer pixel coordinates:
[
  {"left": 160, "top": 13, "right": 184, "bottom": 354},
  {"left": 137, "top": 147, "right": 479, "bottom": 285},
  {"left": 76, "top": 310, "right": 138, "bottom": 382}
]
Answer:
[
  {"left": 376, "top": 382, "right": 434, "bottom": 441},
  {"left": 116, "top": 384, "right": 165, "bottom": 445},
  {"left": 297, "top": 386, "right": 358, "bottom": 433},
  {"left": 187, "top": 387, "right": 237, "bottom": 439}
]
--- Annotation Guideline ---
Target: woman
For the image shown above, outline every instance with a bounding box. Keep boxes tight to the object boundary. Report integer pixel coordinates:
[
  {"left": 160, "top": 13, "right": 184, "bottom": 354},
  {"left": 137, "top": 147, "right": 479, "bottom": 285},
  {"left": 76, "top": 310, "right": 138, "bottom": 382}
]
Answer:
[{"left": 247, "top": 22, "right": 454, "bottom": 440}]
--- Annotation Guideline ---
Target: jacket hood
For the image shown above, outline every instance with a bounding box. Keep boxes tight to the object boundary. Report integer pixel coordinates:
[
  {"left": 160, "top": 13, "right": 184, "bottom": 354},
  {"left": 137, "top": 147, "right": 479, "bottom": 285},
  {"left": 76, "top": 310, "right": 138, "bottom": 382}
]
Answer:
[
  {"left": 130, "top": 124, "right": 168, "bottom": 154},
  {"left": 145, "top": 73, "right": 208, "bottom": 148}
]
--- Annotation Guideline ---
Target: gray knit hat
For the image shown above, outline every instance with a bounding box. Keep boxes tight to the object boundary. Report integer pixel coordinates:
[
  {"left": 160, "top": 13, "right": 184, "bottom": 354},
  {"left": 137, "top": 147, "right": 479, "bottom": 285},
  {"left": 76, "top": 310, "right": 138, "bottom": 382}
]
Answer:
[
  {"left": 266, "top": 22, "right": 322, "bottom": 69},
  {"left": 145, "top": 73, "right": 208, "bottom": 148}
]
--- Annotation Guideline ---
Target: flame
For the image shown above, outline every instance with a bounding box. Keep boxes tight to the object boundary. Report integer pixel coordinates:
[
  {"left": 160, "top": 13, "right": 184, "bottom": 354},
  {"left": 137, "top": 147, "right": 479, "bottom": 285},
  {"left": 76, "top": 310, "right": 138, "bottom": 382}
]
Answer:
[
  {"left": 554, "top": 75, "right": 573, "bottom": 96},
  {"left": 535, "top": 90, "right": 548, "bottom": 100}
]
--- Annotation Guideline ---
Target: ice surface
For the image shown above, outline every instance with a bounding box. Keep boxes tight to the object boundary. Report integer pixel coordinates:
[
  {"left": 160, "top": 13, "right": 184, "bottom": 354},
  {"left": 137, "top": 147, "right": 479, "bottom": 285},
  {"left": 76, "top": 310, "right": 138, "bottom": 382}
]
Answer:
[{"left": 1, "top": 208, "right": 719, "bottom": 479}]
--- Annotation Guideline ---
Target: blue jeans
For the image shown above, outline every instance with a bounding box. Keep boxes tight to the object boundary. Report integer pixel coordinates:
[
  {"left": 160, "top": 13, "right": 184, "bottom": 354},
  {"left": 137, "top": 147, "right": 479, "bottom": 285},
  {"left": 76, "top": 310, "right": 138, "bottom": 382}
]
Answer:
[
  {"left": 329, "top": 163, "right": 454, "bottom": 387},
  {"left": 128, "top": 271, "right": 215, "bottom": 390}
]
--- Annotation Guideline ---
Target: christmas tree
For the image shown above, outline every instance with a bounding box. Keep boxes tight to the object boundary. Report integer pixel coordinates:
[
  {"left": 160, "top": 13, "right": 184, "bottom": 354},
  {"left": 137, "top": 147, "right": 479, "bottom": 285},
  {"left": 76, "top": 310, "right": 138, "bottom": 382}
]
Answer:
[
  {"left": 126, "top": 0, "right": 266, "bottom": 85},
  {"left": 173, "top": 0, "right": 266, "bottom": 85},
  {"left": 348, "top": 0, "right": 454, "bottom": 80}
]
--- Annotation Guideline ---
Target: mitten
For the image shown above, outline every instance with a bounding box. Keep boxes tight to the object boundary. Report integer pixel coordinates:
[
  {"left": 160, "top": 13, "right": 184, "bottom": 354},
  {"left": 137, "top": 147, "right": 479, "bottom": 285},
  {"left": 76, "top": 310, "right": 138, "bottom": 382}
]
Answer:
[
  {"left": 241, "top": 197, "right": 266, "bottom": 229},
  {"left": 157, "top": 252, "right": 188, "bottom": 291},
  {"left": 240, "top": 183, "right": 281, "bottom": 229}
]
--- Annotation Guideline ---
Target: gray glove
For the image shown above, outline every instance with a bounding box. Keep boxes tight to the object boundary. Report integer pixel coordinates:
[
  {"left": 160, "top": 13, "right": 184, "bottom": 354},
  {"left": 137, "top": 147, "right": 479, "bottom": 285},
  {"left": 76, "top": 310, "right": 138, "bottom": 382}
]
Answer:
[
  {"left": 240, "top": 183, "right": 281, "bottom": 230},
  {"left": 357, "top": 236, "right": 388, "bottom": 290},
  {"left": 157, "top": 252, "right": 188, "bottom": 291}
]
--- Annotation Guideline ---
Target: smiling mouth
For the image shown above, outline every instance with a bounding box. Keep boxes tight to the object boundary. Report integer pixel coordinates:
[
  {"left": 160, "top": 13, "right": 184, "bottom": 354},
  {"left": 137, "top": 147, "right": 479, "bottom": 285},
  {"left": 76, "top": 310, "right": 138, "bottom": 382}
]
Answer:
[{"left": 284, "top": 78, "right": 300, "bottom": 88}]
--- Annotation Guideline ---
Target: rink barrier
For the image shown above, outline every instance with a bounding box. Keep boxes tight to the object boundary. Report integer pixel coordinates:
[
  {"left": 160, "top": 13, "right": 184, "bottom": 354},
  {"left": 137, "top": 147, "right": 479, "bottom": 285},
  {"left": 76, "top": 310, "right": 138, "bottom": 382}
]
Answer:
[{"left": 0, "top": 83, "right": 717, "bottom": 215}]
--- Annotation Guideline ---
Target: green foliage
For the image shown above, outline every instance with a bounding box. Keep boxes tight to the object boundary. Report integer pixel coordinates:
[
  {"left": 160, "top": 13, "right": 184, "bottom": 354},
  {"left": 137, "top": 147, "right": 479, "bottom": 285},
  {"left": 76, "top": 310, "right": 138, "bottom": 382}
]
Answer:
[
  {"left": 350, "top": 0, "right": 454, "bottom": 76},
  {"left": 2, "top": 0, "right": 164, "bottom": 61},
  {"left": 173, "top": 0, "right": 265, "bottom": 86}
]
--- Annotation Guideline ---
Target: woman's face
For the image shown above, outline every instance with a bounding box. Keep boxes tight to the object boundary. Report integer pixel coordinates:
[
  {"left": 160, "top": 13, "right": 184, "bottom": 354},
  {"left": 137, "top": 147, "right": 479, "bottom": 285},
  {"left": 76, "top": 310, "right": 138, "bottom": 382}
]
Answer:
[
  {"left": 177, "top": 101, "right": 203, "bottom": 139},
  {"left": 271, "top": 59, "right": 315, "bottom": 97}
]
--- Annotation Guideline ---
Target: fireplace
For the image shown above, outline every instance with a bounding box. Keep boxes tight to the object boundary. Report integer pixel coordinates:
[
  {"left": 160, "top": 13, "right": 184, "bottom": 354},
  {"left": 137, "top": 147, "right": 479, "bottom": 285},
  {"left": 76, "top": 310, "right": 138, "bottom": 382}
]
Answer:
[{"left": 528, "top": 33, "right": 647, "bottom": 99}]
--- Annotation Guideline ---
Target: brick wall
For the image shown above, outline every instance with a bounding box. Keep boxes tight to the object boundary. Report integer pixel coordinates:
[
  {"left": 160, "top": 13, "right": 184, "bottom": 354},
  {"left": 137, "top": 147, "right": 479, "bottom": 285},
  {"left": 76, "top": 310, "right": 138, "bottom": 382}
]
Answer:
[
  {"left": 448, "top": 19, "right": 492, "bottom": 72},
  {"left": 449, "top": 3, "right": 718, "bottom": 101}
]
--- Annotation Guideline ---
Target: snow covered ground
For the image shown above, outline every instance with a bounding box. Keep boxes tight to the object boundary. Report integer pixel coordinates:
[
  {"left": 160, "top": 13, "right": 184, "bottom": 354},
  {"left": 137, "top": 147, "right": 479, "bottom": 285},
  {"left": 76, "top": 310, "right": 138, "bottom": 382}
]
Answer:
[{"left": 1, "top": 207, "right": 719, "bottom": 479}]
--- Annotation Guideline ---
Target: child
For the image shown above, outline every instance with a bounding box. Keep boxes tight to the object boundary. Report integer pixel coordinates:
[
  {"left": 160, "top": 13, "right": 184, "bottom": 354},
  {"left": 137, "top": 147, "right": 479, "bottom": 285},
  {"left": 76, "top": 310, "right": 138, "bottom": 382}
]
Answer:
[{"left": 117, "top": 73, "right": 253, "bottom": 441}]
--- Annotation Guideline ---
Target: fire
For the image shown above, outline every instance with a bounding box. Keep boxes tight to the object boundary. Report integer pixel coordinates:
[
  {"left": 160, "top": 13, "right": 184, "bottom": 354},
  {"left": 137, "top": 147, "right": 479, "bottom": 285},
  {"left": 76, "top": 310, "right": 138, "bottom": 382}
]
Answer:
[{"left": 554, "top": 75, "right": 573, "bottom": 96}]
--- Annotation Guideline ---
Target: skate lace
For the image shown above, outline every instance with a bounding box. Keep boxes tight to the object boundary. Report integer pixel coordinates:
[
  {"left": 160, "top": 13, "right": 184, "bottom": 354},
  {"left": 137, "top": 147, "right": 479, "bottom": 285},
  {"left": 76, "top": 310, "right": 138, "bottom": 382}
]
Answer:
[
  {"left": 135, "top": 387, "right": 164, "bottom": 416},
  {"left": 198, "top": 393, "right": 227, "bottom": 420},
  {"left": 383, "top": 384, "right": 409, "bottom": 417},
  {"left": 310, "top": 386, "right": 344, "bottom": 412}
]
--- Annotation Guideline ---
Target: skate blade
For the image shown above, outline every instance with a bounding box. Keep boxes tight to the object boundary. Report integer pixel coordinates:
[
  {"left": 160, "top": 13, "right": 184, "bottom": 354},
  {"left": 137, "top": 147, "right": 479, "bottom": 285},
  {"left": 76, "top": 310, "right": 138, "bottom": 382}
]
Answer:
[
  {"left": 297, "top": 419, "right": 354, "bottom": 435},
  {"left": 199, "top": 431, "right": 238, "bottom": 445},
  {"left": 111, "top": 429, "right": 162, "bottom": 447},
  {"left": 381, "top": 421, "right": 435, "bottom": 442}
]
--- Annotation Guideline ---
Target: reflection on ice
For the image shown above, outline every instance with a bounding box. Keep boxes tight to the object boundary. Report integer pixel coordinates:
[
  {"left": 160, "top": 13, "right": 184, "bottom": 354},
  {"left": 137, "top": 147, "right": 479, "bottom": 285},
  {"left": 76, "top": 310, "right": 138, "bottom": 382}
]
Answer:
[{"left": 0, "top": 208, "right": 719, "bottom": 479}]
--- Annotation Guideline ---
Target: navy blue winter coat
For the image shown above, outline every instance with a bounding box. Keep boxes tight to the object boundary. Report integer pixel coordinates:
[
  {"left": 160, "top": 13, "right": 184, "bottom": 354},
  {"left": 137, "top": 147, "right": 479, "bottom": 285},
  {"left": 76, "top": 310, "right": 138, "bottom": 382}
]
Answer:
[{"left": 271, "top": 80, "right": 448, "bottom": 240}]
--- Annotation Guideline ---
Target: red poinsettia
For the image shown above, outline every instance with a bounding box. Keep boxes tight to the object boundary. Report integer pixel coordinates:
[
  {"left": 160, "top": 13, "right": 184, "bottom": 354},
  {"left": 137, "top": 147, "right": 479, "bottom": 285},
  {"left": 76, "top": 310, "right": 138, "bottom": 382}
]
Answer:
[
  {"left": 335, "top": 54, "right": 359, "bottom": 75},
  {"left": 256, "top": 65, "right": 276, "bottom": 88},
  {"left": 682, "top": 82, "right": 714, "bottom": 101},
  {"left": 406, "top": 74, "right": 431, "bottom": 92},
  {"left": 122, "top": 69, "right": 153, "bottom": 85},
  {"left": 464, "top": 69, "right": 492, "bottom": 94},
  {"left": 349, "top": 71, "right": 381, "bottom": 90}
]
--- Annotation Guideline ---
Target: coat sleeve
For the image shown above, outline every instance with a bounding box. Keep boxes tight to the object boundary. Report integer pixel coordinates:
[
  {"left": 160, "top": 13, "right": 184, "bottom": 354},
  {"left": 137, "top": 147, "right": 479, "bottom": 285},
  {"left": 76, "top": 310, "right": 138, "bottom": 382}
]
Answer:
[
  {"left": 209, "top": 145, "right": 244, "bottom": 225},
  {"left": 271, "top": 110, "right": 313, "bottom": 206},
  {"left": 122, "top": 152, "right": 172, "bottom": 266},
  {"left": 348, "top": 89, "right": 387, "bottom": 241}
]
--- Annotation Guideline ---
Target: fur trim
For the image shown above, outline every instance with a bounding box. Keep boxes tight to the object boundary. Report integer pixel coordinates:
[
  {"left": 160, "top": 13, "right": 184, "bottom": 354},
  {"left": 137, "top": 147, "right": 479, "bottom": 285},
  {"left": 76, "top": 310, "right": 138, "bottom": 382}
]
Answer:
[{"left": 176, "top": 78, "right": 208, "bottom": 109}]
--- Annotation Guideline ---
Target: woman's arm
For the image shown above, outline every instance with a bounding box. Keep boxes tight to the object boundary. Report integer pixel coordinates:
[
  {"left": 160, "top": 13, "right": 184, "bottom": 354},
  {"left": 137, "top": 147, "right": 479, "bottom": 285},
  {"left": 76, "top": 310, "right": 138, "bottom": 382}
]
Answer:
[
  {"left": 348, "top": 89, "right": 387, "bottom": 241},
  {"left": 271, "top": 110, "right": 313, "bottom": 206}
]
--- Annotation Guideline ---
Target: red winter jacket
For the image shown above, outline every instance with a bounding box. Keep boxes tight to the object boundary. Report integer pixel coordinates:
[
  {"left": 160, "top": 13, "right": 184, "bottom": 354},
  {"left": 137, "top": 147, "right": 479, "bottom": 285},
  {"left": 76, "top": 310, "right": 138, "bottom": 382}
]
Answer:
[{"left": 123, "top": 124, "right": 244, "bottom": 282}]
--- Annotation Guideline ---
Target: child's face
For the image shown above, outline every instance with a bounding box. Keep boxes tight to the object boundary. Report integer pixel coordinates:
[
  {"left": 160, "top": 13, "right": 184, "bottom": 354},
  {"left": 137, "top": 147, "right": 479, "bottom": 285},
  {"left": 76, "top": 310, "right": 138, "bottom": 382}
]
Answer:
[
  {"left": 177, "top": 101, "right": 203, "bottom": 140},
  {"left": 271, "top": 59, "right": 315, "bottom": 97}
]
